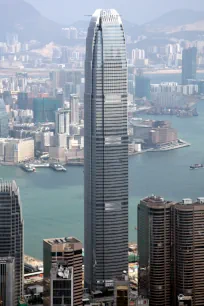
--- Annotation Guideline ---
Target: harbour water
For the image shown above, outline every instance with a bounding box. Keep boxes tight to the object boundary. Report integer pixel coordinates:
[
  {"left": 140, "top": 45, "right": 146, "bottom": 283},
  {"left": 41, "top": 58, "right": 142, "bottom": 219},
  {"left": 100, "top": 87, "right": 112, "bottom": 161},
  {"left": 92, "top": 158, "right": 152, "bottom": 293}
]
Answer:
[{"left": 1, "top": 73, "right": 204, "bottom": 259}]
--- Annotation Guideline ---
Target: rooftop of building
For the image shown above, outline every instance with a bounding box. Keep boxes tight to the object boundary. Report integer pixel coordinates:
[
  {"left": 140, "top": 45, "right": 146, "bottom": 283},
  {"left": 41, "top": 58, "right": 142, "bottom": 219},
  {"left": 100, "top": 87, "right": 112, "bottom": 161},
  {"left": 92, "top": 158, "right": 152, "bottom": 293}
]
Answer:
[
  {"left": 56, "top": 107, "right": 70, "bottom": 113},
  {"left": 44, "top": 236, "right": 81, "bottom": 246},
  {"left": 141, "top": 195, "right": 175, "bottom": 208},
  {"left": 175, "top": 197, "right": 204, "bottom": 210},
  {"left": 0, "top": 180, "right": 18, "bottom": 194},
  {"left": 91, "top": 9, "right": 122, "bottom": 26},
  {"left": 0, "top": 137, "right": 34, "bottom": 144}
]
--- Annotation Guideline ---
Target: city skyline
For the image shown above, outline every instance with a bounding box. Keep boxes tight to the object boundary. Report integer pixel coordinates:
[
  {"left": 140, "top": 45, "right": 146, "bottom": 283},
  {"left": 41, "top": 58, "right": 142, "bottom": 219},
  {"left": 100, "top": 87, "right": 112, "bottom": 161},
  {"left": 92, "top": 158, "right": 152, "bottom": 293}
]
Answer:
[
  {"left": 84, "top": 9, "right": 129, "bottom": 291},
  {"left": 0, "top": 1, "right": 204, "bottom": 305}
]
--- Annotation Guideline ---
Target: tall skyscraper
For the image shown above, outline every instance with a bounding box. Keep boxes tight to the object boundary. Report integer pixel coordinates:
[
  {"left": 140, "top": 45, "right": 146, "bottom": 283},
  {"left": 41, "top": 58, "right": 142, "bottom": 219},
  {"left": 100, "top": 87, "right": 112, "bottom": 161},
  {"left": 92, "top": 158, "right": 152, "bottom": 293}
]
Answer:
[
  {"left": 43, "top": 237, "right": 82, "bottom": 306},
  {"left": 138, "top": 196, "right": 175, "bottom": 306},
  {"left": 70, "top": 94, "right": 79, "bottom": 125},
  {"left": 55, "top": 108, "right": 70, "bottom": 135},
  {"left": 0, "top": 181, "right": 24, "bottom": 306},
  {"left": 84, "top": 9, "right": 128, "bottom": 291},
  {"left": 182, "top": 47, "right": 197, "bottom": 85}
]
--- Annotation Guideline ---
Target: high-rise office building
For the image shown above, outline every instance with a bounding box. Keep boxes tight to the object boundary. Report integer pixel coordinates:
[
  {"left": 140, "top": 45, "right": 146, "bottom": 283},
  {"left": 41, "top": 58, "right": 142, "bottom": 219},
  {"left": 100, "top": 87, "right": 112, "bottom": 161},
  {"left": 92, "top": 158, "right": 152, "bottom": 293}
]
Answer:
[
  {"left": 0, "top": 257, "right": 15, "bottom": 306},
  {"left": 138, "top": 196, "right": 175, "bottom": 306},
  {"left": 43, "top": 237, "right": 82, "bottom": 306},
  {"left": 55, "top": 108, "right": 70, "bottom": 135},
  {"left": 182, "top": 47, "right": 197, "bottom": 85},
  {"left": 17, "top": 92, "right": 29, "bottom": 110},
  {"left": 70, "top": 94, "right": 79, "bottom": 125},
  {"left": 84, "top": 9, "right": 128, "bottom": 291},
  {"left": 135, "top": 75, "right": 151, "bottom": 100},
  {"left": 0, "top": 98, "right": 9, "bottom": 137},
  {"left": 33, "top": 97, "right": 62, "bottom": 123},
  {"left": 0, "top": 181, "right": 24, "bottom": 306}
]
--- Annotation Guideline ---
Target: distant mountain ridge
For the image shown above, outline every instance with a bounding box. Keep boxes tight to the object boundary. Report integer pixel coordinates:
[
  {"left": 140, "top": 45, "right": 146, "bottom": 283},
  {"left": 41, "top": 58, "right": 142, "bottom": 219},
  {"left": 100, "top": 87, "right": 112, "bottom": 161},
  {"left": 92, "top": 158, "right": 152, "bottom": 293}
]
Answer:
[
  {"left": 0, "top": 0, "right": 63, "bottom": 43},
  {"left": 1, "top": 1, "right": 204, "bottom": 44},
  {"left": 148, "top": 9, "right": 204, "bottom": 27}
]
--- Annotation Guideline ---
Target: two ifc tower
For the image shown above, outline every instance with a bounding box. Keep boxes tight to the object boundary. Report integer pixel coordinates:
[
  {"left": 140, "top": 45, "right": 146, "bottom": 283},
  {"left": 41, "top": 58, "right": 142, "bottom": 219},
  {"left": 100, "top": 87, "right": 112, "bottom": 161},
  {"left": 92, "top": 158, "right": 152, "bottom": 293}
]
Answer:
[{"left": 84, "top": 9, "right": 129, "bottom": 291}]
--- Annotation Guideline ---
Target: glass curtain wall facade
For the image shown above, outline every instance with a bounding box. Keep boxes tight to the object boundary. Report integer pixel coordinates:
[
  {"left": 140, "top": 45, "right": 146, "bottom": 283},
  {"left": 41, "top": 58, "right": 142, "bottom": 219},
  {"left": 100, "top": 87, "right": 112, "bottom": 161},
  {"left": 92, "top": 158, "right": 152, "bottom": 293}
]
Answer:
[
  {"left": 33, "top": 98, "right": 62, "bottom": 123},
  {"left": 84, "top": 9, "right": 128, "bottom": 291},
  {"left": 182, "top": 47, "right": 197, "bottom": 85}
]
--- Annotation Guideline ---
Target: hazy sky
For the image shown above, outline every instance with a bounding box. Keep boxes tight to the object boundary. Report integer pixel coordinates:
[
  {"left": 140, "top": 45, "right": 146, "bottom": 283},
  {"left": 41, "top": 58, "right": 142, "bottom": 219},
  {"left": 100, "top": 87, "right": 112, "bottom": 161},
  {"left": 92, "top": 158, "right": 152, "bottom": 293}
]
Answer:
[{"left": 27, "top": 0, "right": 204, "bottom": 25}]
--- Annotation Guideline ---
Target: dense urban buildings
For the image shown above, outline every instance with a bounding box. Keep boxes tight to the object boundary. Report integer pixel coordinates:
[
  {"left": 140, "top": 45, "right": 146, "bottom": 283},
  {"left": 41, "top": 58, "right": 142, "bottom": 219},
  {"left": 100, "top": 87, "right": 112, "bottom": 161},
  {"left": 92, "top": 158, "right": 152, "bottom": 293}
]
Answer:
[
  {"left": 138, "top": 196, "right": 204, "bottom": 306},
  {"left": 151, "top": 82, "right": 198, "bottom": 108},
  {"left": 0, "top": 181, "right": 24, "bottom": 306},
  {"left": 84, "top": 9, "right": 129, "bottom": 291},
  {"left": 182, "top": 47, "right": 197, "bottom": 85},
  {"left": 43, "top": 237, "right": 82, "bottom": 306}
]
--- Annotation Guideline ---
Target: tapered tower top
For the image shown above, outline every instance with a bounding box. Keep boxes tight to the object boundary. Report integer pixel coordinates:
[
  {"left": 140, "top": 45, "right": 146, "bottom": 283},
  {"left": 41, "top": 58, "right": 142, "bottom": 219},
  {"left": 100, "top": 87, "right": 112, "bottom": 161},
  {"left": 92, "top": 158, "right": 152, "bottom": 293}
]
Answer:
[{"left": 91, "top": 9, "right": 122, "bottom": 25}]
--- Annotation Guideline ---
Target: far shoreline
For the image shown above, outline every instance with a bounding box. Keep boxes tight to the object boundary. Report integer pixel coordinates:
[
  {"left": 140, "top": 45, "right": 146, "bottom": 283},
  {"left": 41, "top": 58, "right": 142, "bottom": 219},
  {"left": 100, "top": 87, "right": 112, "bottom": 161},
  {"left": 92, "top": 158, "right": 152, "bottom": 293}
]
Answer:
[{"left": 144, "top": 69, "right": 204, "bottom": 75}]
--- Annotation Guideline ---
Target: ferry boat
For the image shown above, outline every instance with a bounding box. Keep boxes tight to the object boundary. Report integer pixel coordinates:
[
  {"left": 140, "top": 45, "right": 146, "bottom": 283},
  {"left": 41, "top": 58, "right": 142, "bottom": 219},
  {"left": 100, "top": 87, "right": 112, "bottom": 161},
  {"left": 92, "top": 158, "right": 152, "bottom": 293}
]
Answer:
[
  {"left": 49, "top": 163, "right": 66, "bottom": 172},
  {"left": 190, "top": 164, "right": 204, "bottom": 170},
  {"left": 20, "top": 163, "right": 36, "bottom": 172}
]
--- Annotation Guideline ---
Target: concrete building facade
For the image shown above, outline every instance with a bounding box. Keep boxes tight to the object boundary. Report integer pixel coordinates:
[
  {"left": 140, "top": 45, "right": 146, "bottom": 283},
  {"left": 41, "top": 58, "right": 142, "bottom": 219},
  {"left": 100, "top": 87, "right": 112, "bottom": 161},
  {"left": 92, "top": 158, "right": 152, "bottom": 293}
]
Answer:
[{"left": 43, "top": 237, "right": 82, "bottom": 306}]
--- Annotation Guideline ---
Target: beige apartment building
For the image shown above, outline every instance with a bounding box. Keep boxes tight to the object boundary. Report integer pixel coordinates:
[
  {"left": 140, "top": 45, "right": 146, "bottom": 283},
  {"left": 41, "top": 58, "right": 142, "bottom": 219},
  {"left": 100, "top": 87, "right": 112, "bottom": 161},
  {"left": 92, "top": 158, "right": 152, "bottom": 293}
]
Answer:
[{"left": 0, "top": 138, "right": 34, "bottom": 163}]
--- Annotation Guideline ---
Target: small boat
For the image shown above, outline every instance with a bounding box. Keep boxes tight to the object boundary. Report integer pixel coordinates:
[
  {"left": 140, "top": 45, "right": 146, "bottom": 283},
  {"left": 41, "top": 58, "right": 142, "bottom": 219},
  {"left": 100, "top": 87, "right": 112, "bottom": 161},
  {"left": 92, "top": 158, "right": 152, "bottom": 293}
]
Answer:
[
  {"left": 49, "top": 163, "right": 67, "bottom": 172},
  {"left": 190, "top": 164, "right": 204, "bottom": 170},
  {"left": 20, "top": 163, "right": 36, "bottom": 172}
]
